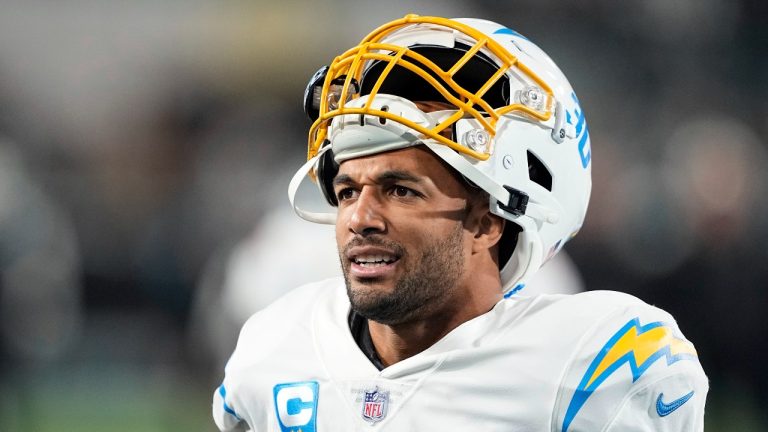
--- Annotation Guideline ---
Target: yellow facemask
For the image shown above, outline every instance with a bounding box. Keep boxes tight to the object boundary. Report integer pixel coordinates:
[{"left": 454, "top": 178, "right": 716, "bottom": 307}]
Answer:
[{"left": 305, "top": 14, "right": 556, "bottom": 162}]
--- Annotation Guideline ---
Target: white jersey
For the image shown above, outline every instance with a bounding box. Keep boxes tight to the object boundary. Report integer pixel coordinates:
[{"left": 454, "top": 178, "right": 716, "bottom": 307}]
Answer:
[{"left": 213, "top": 277, "right": 707, "bottom": 431}]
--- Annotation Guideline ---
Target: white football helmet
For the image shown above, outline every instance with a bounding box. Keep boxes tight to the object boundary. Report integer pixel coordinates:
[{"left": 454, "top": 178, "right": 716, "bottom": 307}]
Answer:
[{"left": 289, "top": 14, "right": 592, "bottom": 293}]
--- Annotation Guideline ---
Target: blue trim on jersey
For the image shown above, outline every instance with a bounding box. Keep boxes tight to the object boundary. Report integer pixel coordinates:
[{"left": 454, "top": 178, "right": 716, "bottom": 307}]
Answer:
[
  {"left": 492, "top": 27, "right": 529, "bottom": 41},
  {"left": 561, "top": 318, "right": 698, "bottom": 432},
  {"left": 218, "top": 384, "right": 242, "bottom": 420},
  {"left": 503, "top": 283, "right": 526, "bottom": 298}
]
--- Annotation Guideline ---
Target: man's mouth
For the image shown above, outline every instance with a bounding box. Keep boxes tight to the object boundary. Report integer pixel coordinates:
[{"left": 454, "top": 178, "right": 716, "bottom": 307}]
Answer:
[
  {"left": 345, "top": 243, "right": 403, "bottom": 279},
  {"left": 352, "top": 254, "right": 398, "bottom": 267}
]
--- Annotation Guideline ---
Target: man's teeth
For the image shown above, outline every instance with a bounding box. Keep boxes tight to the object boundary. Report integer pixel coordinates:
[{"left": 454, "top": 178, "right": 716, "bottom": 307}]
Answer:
[{"left": 354, "top": 255, "right": 395, "bottom": 266}]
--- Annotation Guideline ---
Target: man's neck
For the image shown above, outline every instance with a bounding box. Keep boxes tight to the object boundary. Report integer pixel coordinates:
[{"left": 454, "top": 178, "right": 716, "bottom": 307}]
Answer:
[{"left": 367, "top": 291, "right": 502, "bottom": 367}]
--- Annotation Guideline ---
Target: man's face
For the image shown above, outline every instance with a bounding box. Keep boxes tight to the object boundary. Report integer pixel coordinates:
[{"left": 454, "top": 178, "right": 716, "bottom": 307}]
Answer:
[{"left": 333, "top": 146, "right": 476, "bottom": 325}]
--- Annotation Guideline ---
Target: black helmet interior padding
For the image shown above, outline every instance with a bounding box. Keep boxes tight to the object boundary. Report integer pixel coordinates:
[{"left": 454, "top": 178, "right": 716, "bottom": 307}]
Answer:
[
  {"left": 498, "top": 221, "right": 521, "bottom": 269},
  {"left": 360, "top": 44, "right": 510, "bottom": 109},
  {"left": 317, "top": 144, "right": 340, "bottom": 206}
]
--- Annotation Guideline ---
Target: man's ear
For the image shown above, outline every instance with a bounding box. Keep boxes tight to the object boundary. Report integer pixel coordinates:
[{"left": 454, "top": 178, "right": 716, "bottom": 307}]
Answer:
[{"left": 468, "top": 205, "right": 505, "bottom": 255}]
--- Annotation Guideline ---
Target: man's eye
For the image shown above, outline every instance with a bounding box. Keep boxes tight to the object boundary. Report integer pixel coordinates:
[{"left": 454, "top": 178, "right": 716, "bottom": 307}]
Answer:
[
  {"left": 392, "top": 186, "right": 415, "bottom": 198},
  {"left": 336, "top": 188, "right": 357, "bottom": 201}
]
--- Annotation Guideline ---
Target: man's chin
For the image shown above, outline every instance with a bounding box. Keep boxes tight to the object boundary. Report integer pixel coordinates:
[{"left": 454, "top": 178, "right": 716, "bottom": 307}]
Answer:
[
  {"left": 345, "top": 275, "right": 391, "bottom": 301},
  {"left": 347, "top": 276, "right": 396, "bottom": 296}
]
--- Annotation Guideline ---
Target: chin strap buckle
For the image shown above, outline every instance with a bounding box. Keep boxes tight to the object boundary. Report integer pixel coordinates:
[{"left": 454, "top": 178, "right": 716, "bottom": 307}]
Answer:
[{"left": 498, "top": 185, "right": 529, "bottom": 216}]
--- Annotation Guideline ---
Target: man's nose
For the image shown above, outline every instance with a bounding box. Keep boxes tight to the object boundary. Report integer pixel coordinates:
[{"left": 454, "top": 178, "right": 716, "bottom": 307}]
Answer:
[{"left": 348, "top": 187, "right": 386, "bottom": 235}]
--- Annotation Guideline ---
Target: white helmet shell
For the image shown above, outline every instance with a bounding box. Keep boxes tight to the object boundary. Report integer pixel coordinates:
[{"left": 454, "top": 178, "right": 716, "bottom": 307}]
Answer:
[{"left": 290, "top": 15, "right": 592, "bottom": 293}]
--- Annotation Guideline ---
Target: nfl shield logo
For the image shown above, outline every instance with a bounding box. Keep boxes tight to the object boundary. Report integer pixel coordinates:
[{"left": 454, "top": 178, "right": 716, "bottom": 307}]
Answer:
[{"left": 362, "top": 388, "right": 389, "bottom": 423}]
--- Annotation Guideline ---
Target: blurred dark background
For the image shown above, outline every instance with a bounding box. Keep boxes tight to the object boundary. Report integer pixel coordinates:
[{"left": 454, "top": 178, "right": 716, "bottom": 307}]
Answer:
[{"left": 0, "top": 1, "right": 765, "bottom": 430}]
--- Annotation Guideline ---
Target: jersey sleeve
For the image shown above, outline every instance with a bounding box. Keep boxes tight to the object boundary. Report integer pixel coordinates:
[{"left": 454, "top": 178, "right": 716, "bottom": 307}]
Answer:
[
  {"left": 605, "top": 369, "right": 707, "bottom": 431},
  {"left": 212, "top": 314, "right": 262, "bottom": 432},
  {"left": 554, "top": 291, "right": 709, "bottom": 432},
  {"left": 211, "top": 306, "right": 273, "bottom": 432},
  {"left": 212, "top": 382, "right": 249, "bottom": 432},
  {"left": 211, "top": 278, "right": 339, "bottom": 432}
]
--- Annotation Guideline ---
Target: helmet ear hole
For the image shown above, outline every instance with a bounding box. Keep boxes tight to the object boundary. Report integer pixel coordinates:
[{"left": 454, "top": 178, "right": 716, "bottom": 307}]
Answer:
[{"left": 527, "top": 150, "right": 552, "bottom": 191}]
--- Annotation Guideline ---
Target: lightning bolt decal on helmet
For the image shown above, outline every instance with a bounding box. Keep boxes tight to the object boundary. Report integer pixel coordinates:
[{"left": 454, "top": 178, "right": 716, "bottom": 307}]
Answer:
[{"left": 289, "top": 14, "right": 592, "bottom": 293}]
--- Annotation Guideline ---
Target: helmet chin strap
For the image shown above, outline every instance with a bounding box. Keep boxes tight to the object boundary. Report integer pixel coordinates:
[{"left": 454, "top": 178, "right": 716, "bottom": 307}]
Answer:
[
  {"left": 288, "top": 145, "right": 337, "bottom": 225},
  {"left": 423, "top": 142, "right": 561, "bottom": 224}
]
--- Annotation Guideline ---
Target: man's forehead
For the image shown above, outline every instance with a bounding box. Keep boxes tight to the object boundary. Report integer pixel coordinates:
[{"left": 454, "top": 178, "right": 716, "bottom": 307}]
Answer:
[{"left": 336, "top": 146, "right": 448, "bottom": 179}]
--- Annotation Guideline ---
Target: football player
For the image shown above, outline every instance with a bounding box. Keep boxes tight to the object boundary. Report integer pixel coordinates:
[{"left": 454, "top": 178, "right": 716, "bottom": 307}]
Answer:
[{"left": 214, "top": 15, "right": 708, "bottom": 431}]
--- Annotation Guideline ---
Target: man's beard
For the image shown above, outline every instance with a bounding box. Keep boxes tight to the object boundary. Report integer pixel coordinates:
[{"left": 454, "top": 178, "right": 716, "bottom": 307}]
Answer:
[{"left": 340, "top": 223, "right": 466, "bottom": 325}]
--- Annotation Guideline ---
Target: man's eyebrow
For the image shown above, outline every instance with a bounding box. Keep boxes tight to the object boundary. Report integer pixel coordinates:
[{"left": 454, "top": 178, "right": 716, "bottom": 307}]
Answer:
[
  {"left": 332, "top": 174, "right": 354, "bottom": 187},
  {"left": 333, "top": 170, "right": 422, "bottom": 187},
  {"left": 376, "top": 170, "right": 422, "bottom": 184}
]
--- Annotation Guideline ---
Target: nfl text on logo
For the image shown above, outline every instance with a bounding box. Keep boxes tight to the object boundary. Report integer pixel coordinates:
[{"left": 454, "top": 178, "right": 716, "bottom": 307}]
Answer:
[{"left": 362, "top": 387, "right": 389, "bottom": 424}]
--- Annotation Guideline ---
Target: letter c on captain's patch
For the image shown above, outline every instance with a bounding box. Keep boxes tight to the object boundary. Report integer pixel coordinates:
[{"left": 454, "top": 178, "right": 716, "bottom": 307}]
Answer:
[{"left": 273, "top": 381, "right": 319, "bottom": 432}]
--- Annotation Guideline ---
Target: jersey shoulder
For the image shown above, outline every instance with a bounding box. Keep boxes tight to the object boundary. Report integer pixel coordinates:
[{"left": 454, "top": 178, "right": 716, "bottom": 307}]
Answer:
[
  {"left": 213, "top": 276, "right": 345, "bottom": 431},
  {"left": 546, "top": 290, "right": 708, "bottom": 431},
  {"left": 226, "top": 276, "right": 344, "bottom": 372}
]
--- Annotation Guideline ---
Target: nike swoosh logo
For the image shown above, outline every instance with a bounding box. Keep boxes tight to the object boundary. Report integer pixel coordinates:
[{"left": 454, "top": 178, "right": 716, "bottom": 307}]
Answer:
[{"left": 656, "top": 391, "right": 694, "bottom": 417}]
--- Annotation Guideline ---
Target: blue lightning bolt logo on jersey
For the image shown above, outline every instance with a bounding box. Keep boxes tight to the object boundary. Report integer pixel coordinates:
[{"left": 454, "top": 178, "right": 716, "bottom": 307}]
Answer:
[{"left": 562, "top": 318, "right": 698, "bottom": 432}]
